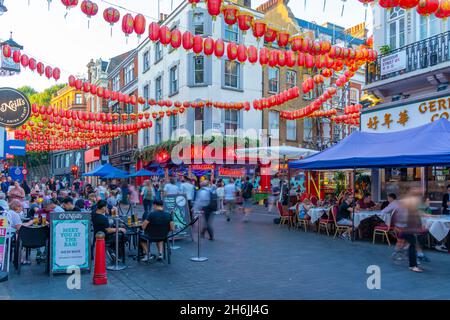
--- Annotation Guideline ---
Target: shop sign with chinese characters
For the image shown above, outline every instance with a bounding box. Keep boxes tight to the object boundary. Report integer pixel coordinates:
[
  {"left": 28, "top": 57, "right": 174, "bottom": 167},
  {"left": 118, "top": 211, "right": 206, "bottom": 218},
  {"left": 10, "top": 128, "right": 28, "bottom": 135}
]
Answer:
[{"left": 361, "top": 96, "right": 450, "bottom": 133}]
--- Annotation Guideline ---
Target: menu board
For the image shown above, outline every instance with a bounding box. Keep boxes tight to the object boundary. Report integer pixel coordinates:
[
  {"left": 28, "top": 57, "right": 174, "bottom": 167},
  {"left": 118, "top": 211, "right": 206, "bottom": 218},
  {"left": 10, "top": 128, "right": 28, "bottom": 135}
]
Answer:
[
  {"left": 163, "top": 195, "right": 192, "bottom": 240},
  {"left": 50, "top": 212, "right": 91, "bottom": 274}
]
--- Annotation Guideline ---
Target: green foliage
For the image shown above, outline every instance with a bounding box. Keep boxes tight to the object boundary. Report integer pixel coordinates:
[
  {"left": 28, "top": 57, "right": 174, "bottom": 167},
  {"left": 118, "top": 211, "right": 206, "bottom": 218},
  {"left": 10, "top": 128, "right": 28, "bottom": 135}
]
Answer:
[
  {"left": 15, "top": 152, "right": 50, "bottom": 168},
  {"left": 18, "top": 84, "right": 65, "bottom": 106},
  {"left": 17, "top": 86, "right": 37, "bottom": 97},
  {"left": 333, "top": 171, "right": 346, "bottom": 197},
  {"left": 379, "top": 45, "right": 391, "bottom": 55}
]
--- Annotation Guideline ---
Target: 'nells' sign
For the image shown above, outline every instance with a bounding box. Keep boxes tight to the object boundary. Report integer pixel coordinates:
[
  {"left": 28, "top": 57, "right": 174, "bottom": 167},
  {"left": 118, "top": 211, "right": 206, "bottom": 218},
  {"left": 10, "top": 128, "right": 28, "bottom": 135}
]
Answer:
[{"left": 0, "top": 87, "right": 31, "bottom": 127}]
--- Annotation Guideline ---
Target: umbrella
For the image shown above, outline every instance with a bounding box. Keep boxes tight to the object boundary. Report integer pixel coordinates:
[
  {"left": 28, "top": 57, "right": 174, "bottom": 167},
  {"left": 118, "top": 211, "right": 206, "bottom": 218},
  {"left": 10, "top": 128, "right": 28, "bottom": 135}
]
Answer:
[
  {"left": 129, "top": 169, "right": 153, "bottom": 177},
  {"left": 103, "top": 171, "right": 130, "bottom": 179},
  {"left": 83, "top": 163, "right": 128, "bottom": 177}
]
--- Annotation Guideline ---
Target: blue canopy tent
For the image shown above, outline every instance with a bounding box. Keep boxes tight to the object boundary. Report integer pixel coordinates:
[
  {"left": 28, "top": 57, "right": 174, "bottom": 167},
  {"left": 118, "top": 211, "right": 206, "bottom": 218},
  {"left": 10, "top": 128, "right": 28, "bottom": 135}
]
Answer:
[
  {"left": 289, "top": 119, "right": 450, "bottom": 170},
  {"left": 83, "top": 163, "right": 128, "bottom": 177},
  {"left": 129, "top": 169, "right": 153, "bottom": 177},
  {"left": 103, "top": 171, "right": 130, "bottom": 179}
]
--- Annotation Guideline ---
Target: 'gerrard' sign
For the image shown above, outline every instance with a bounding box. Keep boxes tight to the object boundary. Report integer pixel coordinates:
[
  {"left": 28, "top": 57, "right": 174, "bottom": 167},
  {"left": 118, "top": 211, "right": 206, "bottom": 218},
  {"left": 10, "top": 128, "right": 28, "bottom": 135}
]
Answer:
[{"left": 0, "top": 87, "right": 31, "bottom": 128}]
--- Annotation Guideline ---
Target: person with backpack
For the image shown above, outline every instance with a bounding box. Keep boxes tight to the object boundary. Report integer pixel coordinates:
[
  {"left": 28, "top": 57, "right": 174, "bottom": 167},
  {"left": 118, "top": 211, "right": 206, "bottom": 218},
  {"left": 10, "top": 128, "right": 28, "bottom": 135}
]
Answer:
[
  {"left": 242, "top": 176, "right": 254, "bottom": 222},
  {"left": 193, "top": 180, "right": 215, "bottom": 241}
]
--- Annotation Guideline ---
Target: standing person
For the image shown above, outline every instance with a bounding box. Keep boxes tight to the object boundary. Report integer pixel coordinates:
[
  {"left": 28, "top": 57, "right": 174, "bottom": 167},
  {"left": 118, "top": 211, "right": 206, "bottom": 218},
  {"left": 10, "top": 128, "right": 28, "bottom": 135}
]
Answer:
[
  {"left": 21, "top": 180, "right": 31, "bottom": 198},
  {"left": 26, "top": 195, "right": 40, "bottom": 219},
  {"left": 268, "top": 181, "right": 281, "bottom": 213},
  {"left": 441, "top": 185, "right": 450, "bottom": 215},
  {"left": 193, "top": 180, "right": 214, "bottom": 241},
  {"left": 128, "top": 184, "right": 140, "bottom": 208},
  {"left": 163, "top": 178, "right": 180, "bottom": 197},
  {"left": 72, "top": 178, "right": 81, "bottom": 193},
  {"left": 224, "top": 178, "right": 237, "bottom": 222},
  {"left": 141, "top": 180, "right": 154, "bottom": 216},
  {"left": 120, "top": 182, "right": 129, "bottom": 205},
  {"left": 180, "top": 177, "right": 195, "bottom": 213},
  {"left": 216, "top": 180, "right": 225, "bottom": 214},
  {"left": 8, "top": 180, "right": 26, "bottom": 203},
  {"left": 242, "top": 176, "right": 254, "bottom": 222},
  {"left": 46, "top": 178, "right": 57, "bottom": 192},
  {"left": 95, "top": 181, "right": 108, "bottom": 201},
  {"left": 1, "top": 176, "right": 10, "bottom": 196}
]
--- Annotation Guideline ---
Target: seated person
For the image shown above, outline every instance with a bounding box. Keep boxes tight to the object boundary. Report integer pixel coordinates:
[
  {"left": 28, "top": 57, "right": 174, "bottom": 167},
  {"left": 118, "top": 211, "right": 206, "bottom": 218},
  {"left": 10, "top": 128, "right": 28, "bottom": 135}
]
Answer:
[
  {"left": 27, "top": 195, "right": 40, "bottom": 219},
  {"left": 6, "top": 199, "right": 34, "bottom": 232},
  {"left": 61, "top": 197, "right": 81, "bottom": 212},
  {"left": 91, "top": 200, "right": 127, "bottom": 261},
  {"left": 337, "top": 194, "right": 354, "bottom": 240},
  {"left": 0, "top": 192, "right": 9, "bottom": 211},
  {"left": 298, "top": 199, "right": 311, "bottom": 220},
  {"left": 140, "top": 200, "right": 175, "bottom": 262},
  {"left": 75, "top": 199, "right": 86, "bottom": 211},
  {"left": 356, "top": 193, "right": 376, "bottom": 210}
]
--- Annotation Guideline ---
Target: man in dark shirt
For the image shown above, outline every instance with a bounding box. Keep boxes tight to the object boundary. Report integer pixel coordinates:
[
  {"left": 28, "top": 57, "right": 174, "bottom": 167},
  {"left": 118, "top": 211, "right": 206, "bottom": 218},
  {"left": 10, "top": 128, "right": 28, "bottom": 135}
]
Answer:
[
  {"left": 47, "top": 178, "right": 57, "bottom": 192},
  {"left": 357, "top": 193, "right": 376, "bottom": 210},
  {"left": 337, "top": 194, "right": 354, "bottom": 240},
  {"left": 140, "top": 200, "right": 174, "bottom": 262},
  {"left": 1, "top": 176, "right": 10, "bottom": 195},
  {"left": 92, "top": 200, "right": 127, "bottom": 260},
  {"left": 441, "top": 185, "right": 450, "bottom": 215},
  {"left": 61, "top": 197, "right": 81, "bottom": 212}
]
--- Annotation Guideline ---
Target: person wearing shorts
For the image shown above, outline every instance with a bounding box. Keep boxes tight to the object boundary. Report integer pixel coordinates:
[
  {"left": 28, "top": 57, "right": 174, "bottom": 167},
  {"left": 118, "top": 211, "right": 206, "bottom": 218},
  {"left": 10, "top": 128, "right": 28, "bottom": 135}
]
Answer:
[
  {"left": 336, "top": 194, "right": 354, "bottom": 240},
  {"left": 242, "top": 177, "right": 254, "bottom": 222},
  {"left": 224, "top": 179, "right": 237, "bottom": 222}
]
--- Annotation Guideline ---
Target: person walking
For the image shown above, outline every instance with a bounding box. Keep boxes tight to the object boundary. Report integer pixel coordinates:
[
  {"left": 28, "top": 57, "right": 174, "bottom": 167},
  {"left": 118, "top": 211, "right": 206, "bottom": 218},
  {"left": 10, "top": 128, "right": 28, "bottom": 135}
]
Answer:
[
  {"left": 141, "top": 180, "right": 154, "bottom": 216},
  {"left": 129, "top": 184, "right": 140, "bottom": 208},
  {"left": 180, "top": 176, "right": 195, "bottom": 214},
  {"left": 241, "top": 177, "right": 254, "bottom": 222},
  {"left": 194, "top": 180, "right": 215, "bottom": 241},
  {"left": 224, "top": 178, "right": 237, "bottom": 222}
]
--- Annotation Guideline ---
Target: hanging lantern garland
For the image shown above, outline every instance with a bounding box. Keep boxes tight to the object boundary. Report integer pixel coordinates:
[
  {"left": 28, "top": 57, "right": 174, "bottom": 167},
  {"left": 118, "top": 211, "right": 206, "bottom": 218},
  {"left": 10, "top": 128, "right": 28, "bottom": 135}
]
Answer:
[
  {"left": 80, "top": 0, "right": 98, "bottom": 28},
  {"left": 121, "top": 13, "right": 135, "bottom": 42},
  {"left": 103, "top": 7, "right": 120, "bottom": 37},
  {"left": 134, "top": 14, "right": 147, "bottom": 40},
  {"left": 61, "top": 0, "right": 78, "bottom": 18}
]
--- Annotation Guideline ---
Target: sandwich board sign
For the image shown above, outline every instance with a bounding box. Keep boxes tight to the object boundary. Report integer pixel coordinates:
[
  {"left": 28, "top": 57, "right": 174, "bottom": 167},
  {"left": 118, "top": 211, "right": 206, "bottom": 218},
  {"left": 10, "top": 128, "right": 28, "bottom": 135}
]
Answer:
[{"left": 163, "top": 194, "right": 192, "bottom": 240}]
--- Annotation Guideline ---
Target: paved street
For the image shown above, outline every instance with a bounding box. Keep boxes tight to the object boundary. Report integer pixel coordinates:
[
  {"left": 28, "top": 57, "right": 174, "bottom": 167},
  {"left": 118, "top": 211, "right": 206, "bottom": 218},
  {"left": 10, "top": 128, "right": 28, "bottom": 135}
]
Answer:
[{"left": 1, "top": 205, "right": 450, "bottom": 300}]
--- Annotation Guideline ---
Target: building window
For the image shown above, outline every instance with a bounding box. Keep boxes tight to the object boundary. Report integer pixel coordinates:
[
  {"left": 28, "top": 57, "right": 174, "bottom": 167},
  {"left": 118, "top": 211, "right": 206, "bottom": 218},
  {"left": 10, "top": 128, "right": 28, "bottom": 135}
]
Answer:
[
  {"left": 143, "top": 85, "right": 149, "bottom": 110},
  {"left": 65, "top": 154, "right": 70, "bottom": 167},
  {"left": 193, "top": 12, "right": 204, "bottom": 35},
  {"left": 155, "top": 119, "right": 162, "bottom": 144},
  {"left": 268, "top": 67, "right": 279, "bottom": 93},
  {"left": 169, "top": 65, "right": 179, "bottom": 95},
  {"left": 286, "top": 70, "right": 297, "bottom": 89},
  {"left": 420, "top": 15, "right": 441, "bottom": 40},
  {"left": 143, "top": 128, "right": 150, "bottom": 146},
  {"left": 225, "top": 110, "right": 239, "bottom": 132},
  {"left": 303, "top": 118, "right": 313, "bottom": 142},
  {"left": 195, "top": 108, "right": 204, "bottom": 135},
  {"left": 75, "top": 94, "right": 82, "bottom": 105},
  {"left": 268, "top": 111, "right": 279, "bottom": 139},
  {"left": 224, "top": 24, "right": 239, "bottom": 43},
  {"left": 112, "top": 75, "right": 120, "bottom": 91},
  {"left": 124, "top": 63, "right": 135, "bottom": 85},
  {"left": 155, "top": 76, "right": 162, "bottom": 102},
  {"left": 155, "top": 42, "right": 163, "bottom": 63},
  {"left": 286, "top": 120, "right": 297, "bottom": 141},
  {"left": 194, "top": 56, "right": 205, "bottom": 85},
  {"left": 143, "top": 50, "right": 150, "bottom": 72},
  {"left": 387, "top": 7, "right": 405, "bottom": 50},
  {"left": 349, "top": 88, "right": 359, "bottom": 104},
  {"left": 170, "top": 114, "right": 178, "bottom": 138},
  {"left": 224, "top": 60, "right": 240, "bottom": 89}
]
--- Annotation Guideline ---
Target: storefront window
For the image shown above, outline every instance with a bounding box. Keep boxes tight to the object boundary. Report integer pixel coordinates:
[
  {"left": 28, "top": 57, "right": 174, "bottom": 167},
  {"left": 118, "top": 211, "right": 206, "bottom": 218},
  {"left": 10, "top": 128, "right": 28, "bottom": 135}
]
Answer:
[{"left": 428, "top": 167, "right": 450, "bottom": 202}]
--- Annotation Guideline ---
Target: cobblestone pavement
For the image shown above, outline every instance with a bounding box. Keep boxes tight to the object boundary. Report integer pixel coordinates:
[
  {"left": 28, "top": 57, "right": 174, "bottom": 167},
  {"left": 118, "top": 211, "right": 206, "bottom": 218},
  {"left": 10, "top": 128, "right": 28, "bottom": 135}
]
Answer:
[{"left": 1, "top": 205, "right": 450, "bottom": 300}]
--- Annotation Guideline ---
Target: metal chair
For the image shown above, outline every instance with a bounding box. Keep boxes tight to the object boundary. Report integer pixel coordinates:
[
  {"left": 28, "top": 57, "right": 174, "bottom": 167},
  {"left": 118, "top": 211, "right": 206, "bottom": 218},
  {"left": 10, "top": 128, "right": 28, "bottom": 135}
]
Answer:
[
  {"left": 277, "top": 201, "right": 293, "bottom": 228},
  {"left": 138, "top": 222, "right": 171, "bottom": 264},
  {"left": 15, "top": 225, "right": 50, "bottom": 274},
  {"left": 373, "top": 210, "right": 396, "bottom": 246}
]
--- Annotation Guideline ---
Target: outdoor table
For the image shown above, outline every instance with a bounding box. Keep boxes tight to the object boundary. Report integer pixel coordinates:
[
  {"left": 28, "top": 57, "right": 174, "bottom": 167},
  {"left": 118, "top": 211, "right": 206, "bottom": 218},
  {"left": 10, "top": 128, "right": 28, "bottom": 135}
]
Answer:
[
  {"left": 308, "top": 207, "right": 330, "bottom": 224},
  {"left": 421, "top": 215, "right": 450, "bottom": 242},
  {"left": 353, "top": 211, "right": 389, "bottom": 228}
]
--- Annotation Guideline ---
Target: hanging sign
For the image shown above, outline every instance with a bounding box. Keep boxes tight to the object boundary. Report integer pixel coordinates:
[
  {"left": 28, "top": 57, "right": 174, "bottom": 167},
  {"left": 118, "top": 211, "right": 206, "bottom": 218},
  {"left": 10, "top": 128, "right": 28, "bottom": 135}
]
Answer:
[
  {"left": 380, "top": 50, "right": 407, "bottom": 76},
  {"left": 50, "top": 212, "right": 91, "bottom": 274},
  {"left": 0, "top": 88, "right": 31, "bottom": 128},
  {"left": 218, "top": 167, "right": 246, "bottom": 177}
]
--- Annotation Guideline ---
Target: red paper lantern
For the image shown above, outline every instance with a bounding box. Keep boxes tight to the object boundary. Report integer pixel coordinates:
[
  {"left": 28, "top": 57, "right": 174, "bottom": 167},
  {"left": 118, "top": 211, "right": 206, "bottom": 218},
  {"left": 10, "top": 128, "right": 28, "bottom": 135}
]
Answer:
[
  {"left": 204, "top": 37, "right": 215, "bottom": 56},
  {"left": 20, "top": 54, "right": 29, "bottom": 68},
  {"left": 103, "top": 7, "right": 120, "bottom": 27},
  {"left": 264, "top": 27, "right": 278, "bottom": 44},
  {"left": 252, "top": 20, "right": 267, "bottom": 41},
  {"left": 214, "top": 39, "right": 225, "bottom": 58},
  {"left": 61, "top": 0, "right": 78, "bottom": 10},
  {"left": 193, "top": 35, "right": 204, "bottom": 54},
  {"left": 159, "top": 26, "right": 172, "bottom": 46},
  {"left": 416, "top": 0, "right": 439, "bottom": 15},
  {"left": 227, "top": 42, "right": 238, "bottom": 60},
  {"left": 52, "top": 68, "right": 61, "bottom": 81},
  {"left": 277, "top": 31, "right": 291, "bottom": 47},
  {"left": 268, "top": 50, "right": 279, "bottom": 68},
  {"left": 149, "top": 22, "right": 160, "bottom": 42},
  {"left": 188, "top": 0, "right": 201, "bottom": 8},
  {"left": 399, "top": 0, "right": 419, "bottom": 9},
  {"left": 435, "top": 0, "right": 450, "bottom": 18},
  {"left": 206, "top": 0, "right": 222, "bottom": 20},
  {"left": 247, "top": 45, "right": 258, "bottom": 64},
  {"left": 237, "top": 44, "right": 247, "bottom": 63},
  {"left": 259, "top": 47, "right": 269, "bottom": 66},
  {"left": 12, "top": 50, "right": 21, "bottom": 64},
  {"left": 236, "top": 12, "right": 253, "bottom": 34},
  {"left": 171, "top": 29, "right": 182, "bottom": 49},
  {"left": 37, "top": 62, "right": 45, "bottom": 76},
  {"left": 122, "top": 14, "right": 135, "bottom": 38},
  {"left": 182, "top": 31, "right": 194, "bottom": 51},
  {"left": 2, "top": 44, "right": 11, "bottom": 58},
  {"left": 222, "top": 5, "right": 239, "bottom": 25},
  {"left": 134, "top": 14, "right": 146, "bottom": 38},
  {"left": 80, "top": 0, "right": 98, "bottom": 28}
]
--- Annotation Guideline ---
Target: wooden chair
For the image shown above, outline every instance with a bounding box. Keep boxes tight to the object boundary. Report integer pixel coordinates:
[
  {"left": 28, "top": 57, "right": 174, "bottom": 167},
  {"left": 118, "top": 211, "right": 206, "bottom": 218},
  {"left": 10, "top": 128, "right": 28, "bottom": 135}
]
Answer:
[
  {"left": 331, "top": 206, "right": 352, "bottom": 238},
  {"left": 277, "top": 201, "right": 293, "bottom": 228},
  {"left": 295, "top": 203, "right": 310, "bottom": 232},
  {"left": 373, "top": 210, "right": 396, "bottom": 246},
  {"left": 318, "top": 207, "right": 335, "bottom": 236}
]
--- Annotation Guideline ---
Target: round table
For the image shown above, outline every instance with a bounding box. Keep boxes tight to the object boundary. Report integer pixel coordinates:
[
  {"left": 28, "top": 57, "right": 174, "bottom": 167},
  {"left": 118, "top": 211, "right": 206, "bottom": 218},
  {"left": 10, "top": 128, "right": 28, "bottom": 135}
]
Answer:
[
  {"left": 308, "top": 207, "right": 330, "bottom": 224},
  {"left": 422, "top": 215, "right": 450, "bottom": 242},
  {"left": 353, "top": 211, "right": 389, "bottom": 228}
]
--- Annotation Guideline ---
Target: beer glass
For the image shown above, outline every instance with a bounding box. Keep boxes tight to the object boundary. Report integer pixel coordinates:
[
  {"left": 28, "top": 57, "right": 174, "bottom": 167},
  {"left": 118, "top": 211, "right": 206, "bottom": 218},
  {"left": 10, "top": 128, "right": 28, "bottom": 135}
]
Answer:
[
  {"left": 42, "top": 214, "right": 47, "bottom": 225},
  {"left": 33, "top": 214, "right": 39, "bottom": 226}
]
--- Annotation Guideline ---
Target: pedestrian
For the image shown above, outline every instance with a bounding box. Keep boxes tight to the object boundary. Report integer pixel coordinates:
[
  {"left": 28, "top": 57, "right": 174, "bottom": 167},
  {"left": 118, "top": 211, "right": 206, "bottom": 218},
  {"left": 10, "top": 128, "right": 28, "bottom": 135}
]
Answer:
[
  {"left": 194, "top": 180, "right": 215, "bottom": 241},
  {"left": 1, "top": 176, "right": 10, "bottom": 195},
  {"left": 224, "top": 178, "right": 237, "bottom": 222},
  {"left": 46, "top": 177, "right": 57, "bottom": 192},
  {"left": 21, "top": 180, "right": 31, "bottom": 198},
  {"left": 216, "top": 180, "right": 225, "bottom": 214},
  {"left": 141, "top": 180, "right": 154, "bottom": 216},
  {"left": 163, "top": 178, "right": 180, "bottom": 197},
  {"left": 180, "top": 176, "right": 195, "bottom": 214},
  {"left": 8, "top": 180, "right": 26, "bottom": 203},
  {"left": 120, "top": 182, "right": 129, "bottom": 205},
  {"left": 129, "top": 184, "right": 140, "bottom": 208},
  {"left": 0, "top": 192, "right": 9, "bottom": 211},
  {"left": 95, "top": 180, "right": 109, "bottom": 201},
  {"left": 242, "top": 176, "right": 254, "bottom": 222}
]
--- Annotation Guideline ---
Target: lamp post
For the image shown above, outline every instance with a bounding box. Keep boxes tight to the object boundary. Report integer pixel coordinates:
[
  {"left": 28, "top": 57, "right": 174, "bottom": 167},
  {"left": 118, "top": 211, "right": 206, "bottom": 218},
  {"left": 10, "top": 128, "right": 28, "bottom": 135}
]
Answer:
[{"left": 0, "top": 1, "right": 7, "bottom": 16}]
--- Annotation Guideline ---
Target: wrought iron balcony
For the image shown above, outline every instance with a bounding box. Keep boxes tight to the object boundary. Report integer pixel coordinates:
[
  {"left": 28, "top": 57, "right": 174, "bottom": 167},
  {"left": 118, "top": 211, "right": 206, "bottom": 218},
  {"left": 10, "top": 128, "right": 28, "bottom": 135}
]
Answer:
[{"left": 366, "top": 31, "right": 450, "bottom": 85}]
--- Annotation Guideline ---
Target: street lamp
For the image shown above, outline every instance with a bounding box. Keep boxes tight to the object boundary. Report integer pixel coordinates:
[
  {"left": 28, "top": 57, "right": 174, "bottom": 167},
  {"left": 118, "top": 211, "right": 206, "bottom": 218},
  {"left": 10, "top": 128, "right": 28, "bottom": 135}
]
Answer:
[{"left": 0, "top": 1, "right": 7, "bottom": 16}]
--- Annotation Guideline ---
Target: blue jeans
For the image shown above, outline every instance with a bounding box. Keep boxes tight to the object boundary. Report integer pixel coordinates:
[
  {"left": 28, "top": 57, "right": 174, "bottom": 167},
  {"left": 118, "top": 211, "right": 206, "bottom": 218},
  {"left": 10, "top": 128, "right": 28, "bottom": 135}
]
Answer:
[{"left": 143, "top": 199, "right": 153, "bottom": 215}]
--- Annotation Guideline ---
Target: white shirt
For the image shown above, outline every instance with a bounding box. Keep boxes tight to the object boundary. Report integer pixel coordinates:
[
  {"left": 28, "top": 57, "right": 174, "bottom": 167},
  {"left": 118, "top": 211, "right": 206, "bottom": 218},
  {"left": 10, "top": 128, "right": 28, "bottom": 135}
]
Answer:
[
  {"left": 180, "top": 182, "right": 195, "bottom": 201},
  {"left": 6, "top": 210, "right": 22, "bottom": 230},
  {"left": 164, "top": 183, "right": 180, "bottom": 196},
  {"left": 224, "top": 183, "right": 237, "bottom": 201},
  {"left": 216, "top": 187, "right": 225, "bottom": 198}
]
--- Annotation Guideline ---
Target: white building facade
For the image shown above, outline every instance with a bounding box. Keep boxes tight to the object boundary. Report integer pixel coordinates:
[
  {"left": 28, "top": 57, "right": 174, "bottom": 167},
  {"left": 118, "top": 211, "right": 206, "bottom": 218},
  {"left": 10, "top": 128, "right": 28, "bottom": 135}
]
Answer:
[{"left": 137, "top": 1, "right": 263, "bottom": 150}]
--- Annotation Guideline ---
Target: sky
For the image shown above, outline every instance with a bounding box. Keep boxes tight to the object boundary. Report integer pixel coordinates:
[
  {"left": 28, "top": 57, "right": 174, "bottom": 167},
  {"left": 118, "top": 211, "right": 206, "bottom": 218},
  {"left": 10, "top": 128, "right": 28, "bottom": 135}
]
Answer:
[{"left": 0, "top": 0, "right": 372, "bottom": 92}]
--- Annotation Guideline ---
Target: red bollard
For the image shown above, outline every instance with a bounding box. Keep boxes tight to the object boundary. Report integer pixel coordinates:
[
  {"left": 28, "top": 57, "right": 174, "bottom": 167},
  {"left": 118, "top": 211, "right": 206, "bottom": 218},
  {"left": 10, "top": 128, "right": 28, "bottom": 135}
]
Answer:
[{"left": 93, "top": 232, "right": 108, "bottom": 285}]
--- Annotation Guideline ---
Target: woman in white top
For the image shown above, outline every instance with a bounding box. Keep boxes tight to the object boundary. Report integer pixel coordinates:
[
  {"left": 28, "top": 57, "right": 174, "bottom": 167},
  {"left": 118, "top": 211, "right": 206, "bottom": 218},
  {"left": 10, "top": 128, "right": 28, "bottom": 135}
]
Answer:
[{"left": 216, "top": 180, "right": 225, "bottom": 214}]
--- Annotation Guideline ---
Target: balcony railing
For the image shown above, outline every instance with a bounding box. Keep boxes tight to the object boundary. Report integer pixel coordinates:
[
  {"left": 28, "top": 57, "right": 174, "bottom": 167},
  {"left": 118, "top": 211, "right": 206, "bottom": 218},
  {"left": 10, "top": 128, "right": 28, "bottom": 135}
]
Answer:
[{"left": 366, "top": 31, "right": 450, "bottom": 85}]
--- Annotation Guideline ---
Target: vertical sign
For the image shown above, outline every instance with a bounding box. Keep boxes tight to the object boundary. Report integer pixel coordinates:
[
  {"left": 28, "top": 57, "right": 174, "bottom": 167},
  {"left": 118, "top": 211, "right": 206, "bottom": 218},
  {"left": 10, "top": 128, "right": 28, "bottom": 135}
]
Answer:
[
  {"left": 163, "top": 195, "right": 192, "bottom": 239},
  {"left": 50, "top": 212, "right": 91, "bottom": 274},
  {"left": 0, "top": 217, "right": 8, "bottom": 271}
]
